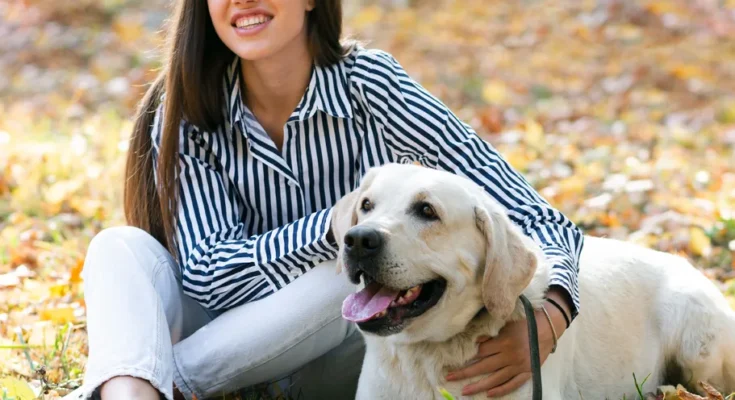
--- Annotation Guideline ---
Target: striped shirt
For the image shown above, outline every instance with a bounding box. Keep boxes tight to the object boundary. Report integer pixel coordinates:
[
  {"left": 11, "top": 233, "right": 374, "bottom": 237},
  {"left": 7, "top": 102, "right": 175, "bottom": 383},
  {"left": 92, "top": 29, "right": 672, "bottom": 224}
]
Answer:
[{"left": 150, "top": 46, "right": 584, "bottom": 315}]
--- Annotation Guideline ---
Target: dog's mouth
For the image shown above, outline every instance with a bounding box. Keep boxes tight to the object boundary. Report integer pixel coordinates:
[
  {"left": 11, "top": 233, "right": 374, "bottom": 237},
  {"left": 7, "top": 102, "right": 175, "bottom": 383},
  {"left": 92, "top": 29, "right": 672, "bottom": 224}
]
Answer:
[{"left": 341, "top": 272, "right": 446, "bottom": 329}]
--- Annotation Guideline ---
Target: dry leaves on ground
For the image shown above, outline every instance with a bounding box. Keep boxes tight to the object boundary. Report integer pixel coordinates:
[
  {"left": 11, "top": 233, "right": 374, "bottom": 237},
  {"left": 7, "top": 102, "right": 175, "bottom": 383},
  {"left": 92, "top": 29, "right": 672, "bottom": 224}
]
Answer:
[{"left": 1, "top": 0, "right": 734, "bottom": 398}]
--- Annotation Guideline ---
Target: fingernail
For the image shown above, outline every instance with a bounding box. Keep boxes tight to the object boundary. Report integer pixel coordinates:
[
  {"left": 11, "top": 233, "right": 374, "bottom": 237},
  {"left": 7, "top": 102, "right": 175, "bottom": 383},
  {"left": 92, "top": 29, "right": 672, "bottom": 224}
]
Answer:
[
  {"left": 445, "top": 374, "right": 455, "bottom": 381},
  {"left": 461, "top": 387, "right": 472, "bottom": 396},
  {"left": 476, "top": 335, "right": 489, "bottom": 343}
]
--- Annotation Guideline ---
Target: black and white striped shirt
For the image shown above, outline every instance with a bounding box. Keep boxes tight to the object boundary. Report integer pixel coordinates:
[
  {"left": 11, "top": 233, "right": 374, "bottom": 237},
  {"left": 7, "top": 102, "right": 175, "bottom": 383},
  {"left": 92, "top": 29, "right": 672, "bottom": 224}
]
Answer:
[{"left": 151, "top": 46, "right": 584, "bottom": 315}]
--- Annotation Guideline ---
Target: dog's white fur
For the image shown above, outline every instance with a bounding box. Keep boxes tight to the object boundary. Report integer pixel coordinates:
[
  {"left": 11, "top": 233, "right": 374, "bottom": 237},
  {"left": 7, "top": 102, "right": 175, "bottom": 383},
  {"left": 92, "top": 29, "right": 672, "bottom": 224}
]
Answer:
[{"left": 332, "top": 163, "right": 735, "bottom": 400}]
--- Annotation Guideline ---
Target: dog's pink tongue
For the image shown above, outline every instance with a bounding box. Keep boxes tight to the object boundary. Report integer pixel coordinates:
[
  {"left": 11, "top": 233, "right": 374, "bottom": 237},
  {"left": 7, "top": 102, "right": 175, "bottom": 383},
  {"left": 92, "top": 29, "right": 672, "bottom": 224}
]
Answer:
[{"left": 342, "top": 282, "right": 400, "bottom": 322}]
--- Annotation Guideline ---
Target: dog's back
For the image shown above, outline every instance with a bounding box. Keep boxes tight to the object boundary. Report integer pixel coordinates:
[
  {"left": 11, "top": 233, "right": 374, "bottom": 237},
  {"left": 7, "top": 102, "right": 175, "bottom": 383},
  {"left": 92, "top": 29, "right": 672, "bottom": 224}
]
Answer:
[{"left": 570, "top": 236, "right": 735, "bottom": 398}]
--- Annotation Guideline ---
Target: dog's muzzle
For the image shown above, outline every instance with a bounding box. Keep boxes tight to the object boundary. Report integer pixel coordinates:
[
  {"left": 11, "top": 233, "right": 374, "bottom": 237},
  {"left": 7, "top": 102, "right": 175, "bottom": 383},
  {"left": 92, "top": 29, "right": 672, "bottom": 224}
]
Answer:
[
  {"left": 344, "top": 225, "right": 383, "bottom": 258},
  {"left": 343, "top": 226, "right": 385, "bottom": 284}
]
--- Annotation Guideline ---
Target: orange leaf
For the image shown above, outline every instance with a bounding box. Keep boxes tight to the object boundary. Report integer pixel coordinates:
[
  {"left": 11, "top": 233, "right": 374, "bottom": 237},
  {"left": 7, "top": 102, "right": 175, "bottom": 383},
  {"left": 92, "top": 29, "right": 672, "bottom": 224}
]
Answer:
[{"left": 70, "top": 258, "right": 84, "bottom": 283}]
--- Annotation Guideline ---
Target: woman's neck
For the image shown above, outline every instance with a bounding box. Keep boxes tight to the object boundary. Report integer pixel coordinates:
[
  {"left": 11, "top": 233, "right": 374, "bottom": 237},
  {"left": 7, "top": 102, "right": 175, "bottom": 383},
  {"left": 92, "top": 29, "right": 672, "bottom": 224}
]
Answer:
[{"left": 240, "top": 38, "right": 312, "bottom": 125}]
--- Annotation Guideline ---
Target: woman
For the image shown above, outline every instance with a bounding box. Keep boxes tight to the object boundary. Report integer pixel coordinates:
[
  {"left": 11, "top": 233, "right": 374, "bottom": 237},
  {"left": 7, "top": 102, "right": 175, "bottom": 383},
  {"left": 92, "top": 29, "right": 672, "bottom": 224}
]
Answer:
[{"left": 78, "top": 0, "right": 583, "bottom": 398}]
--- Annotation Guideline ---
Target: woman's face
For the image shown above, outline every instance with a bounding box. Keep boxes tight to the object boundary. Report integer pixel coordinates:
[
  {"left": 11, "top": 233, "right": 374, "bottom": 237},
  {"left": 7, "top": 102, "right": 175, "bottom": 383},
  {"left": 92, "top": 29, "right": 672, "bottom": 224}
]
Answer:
[{"left": 208, "top": 0, "right": 315, "bottom": 61}]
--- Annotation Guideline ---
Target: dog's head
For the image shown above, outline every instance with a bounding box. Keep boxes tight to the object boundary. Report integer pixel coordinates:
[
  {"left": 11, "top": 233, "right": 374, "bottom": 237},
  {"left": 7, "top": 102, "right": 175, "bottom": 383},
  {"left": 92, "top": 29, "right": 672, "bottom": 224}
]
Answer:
[{"left": 333, "top": 163, "right": 541, "bottom": 343}]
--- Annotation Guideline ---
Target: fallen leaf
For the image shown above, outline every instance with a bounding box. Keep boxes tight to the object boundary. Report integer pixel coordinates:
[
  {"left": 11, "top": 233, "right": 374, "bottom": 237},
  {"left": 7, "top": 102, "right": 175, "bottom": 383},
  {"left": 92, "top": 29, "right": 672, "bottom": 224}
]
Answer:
[
  {"left": 0, "top": 377, "right": 36, "bottom": 400},
  {"left": 689, "top": 227, "right": 713, "bottom": 257},
  {"left": 521, "top": 119, "right": 545, "bottom": 149},
  {"left": 70, "top": 258, "right": 84, "bottom": 283},
  {"left": 478, "top": 107, "right": 505, "bottom": 134},
  {"left": 677, "top": 388, "right": 706, "bottom": 400},
  {"left": 39, "top": 306, "right": 76, "bottom": 324},
  {"left": 657, "top": 385, "right": 679, "bottom": 400},
  {"left": 698, "top": 380, "right": 724, "bottom": 400},
  {"left": 49, "top": 283, "right": 70, "bottom": 297},
  {"left": 482, "top": 80, "right": 509, "bottom": 105}
]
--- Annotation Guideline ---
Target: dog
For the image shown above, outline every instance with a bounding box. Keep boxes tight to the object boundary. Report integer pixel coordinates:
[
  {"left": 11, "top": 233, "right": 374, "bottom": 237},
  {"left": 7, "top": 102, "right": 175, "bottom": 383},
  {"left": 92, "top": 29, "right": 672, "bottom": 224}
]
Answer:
[{"left": 331, "top": 163, "right": 735, "bottom": 400}]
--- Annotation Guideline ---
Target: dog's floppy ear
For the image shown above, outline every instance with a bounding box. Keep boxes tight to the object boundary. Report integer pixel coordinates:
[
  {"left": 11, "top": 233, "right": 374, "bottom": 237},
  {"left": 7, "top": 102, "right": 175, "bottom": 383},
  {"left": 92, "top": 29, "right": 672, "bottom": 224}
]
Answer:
[
  {"left": 331, "top": 188, "right": 360, "bottom": 273},
  {"left": 474, "top": 197, "right": 538, "bottom": 321},
  {"left": 330, "top": 167, "right": 380, "bottom": 273}
]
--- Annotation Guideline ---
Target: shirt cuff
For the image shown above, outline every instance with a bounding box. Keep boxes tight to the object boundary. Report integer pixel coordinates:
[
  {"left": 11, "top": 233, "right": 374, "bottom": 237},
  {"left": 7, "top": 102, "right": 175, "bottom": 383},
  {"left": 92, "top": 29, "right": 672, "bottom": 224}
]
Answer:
[
  {"left": 318, "top": 207, "right": 339, "bottom": 255},
  {"left": 546, "top": 258, "right": 580, "bottom": 321}
]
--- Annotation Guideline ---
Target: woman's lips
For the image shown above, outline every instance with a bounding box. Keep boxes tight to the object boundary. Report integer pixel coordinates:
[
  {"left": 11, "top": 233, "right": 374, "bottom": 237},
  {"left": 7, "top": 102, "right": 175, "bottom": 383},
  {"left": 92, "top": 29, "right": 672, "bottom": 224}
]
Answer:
[{"left": 232, "top": 14, "right": 273, "bottom": 36}]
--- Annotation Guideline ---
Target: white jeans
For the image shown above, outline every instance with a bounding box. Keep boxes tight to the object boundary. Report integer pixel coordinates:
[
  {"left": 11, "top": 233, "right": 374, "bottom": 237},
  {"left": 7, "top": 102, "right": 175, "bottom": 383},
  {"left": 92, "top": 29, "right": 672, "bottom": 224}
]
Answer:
[{"left": 79, "top": 226, "right": 364, "bottom": 400}]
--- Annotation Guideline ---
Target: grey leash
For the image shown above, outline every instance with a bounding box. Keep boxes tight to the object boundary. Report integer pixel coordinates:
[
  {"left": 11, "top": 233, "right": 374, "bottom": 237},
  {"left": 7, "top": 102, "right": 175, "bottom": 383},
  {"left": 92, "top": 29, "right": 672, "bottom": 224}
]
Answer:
[{"left": 519, "top": 294, "right": 542, "bottom": 400}]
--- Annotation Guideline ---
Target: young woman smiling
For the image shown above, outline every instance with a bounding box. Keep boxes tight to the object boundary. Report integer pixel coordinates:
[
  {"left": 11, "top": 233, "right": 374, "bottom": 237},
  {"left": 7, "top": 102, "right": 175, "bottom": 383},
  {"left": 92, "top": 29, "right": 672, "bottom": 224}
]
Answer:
[{"left": 77, "top": 0, "right": 584, "bottom": 399}]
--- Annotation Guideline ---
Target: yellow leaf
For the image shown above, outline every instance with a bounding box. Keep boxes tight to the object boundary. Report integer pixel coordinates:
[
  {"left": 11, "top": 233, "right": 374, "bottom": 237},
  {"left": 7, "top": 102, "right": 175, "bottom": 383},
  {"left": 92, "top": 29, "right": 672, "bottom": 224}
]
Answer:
[
  {"left": 689, "top": 227, "right": 712, "bottom": 257},
  {"left": 717, "top": 101, "right": 735, "bottom": 124},
  {"left": 645, "top": 1, "right": 677, "bottom": 15},
  {"left": 482, "top": 80, "right": 509, "bottom": 105},
  {"left": 49, "top": 283, "right": 70, "bottom": 297},
  {"left": 504, "top": 148, "right": 534, "bottom": 171},
  {"left": 113, "top": 15, "right": 144, "bottom": 43},
  {"left": 0, "top": 377, "right": 36, "bottom": 400},
  {"left": 669, "top": 64, "right": 704, "bottom": 80},
  {"left": 39, "top": 306, "right": 76, "bottom": 324},
  {"left": 522, "top": 119, "right": 545, "bottom": 149},
  {"left": 43, "top": 179, "right": 84, "bottom": 207},
  {"left": 657, "top": 384, "right": 680, "bottom": 400},
  {"left": 557, "top": 176, "right": 586, "bottom": 197}
]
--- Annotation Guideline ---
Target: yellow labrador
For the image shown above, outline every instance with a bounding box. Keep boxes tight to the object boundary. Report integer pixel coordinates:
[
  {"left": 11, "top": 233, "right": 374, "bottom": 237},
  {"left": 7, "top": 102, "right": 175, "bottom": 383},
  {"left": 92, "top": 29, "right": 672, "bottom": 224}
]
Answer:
[{"left": 332, "top": 163, "right": 735, "bottom": 400}]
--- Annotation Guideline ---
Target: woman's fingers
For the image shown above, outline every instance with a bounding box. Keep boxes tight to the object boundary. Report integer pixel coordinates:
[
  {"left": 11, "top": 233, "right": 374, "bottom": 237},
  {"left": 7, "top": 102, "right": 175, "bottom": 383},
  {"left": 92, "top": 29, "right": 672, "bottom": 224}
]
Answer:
[
  {"left": 446, "top": 353, "right": 507, "bottom": 382},
  {"left": 486, "top": 371, "right": 533, "bottom": 398},
  {"left": 459, "top": 366, "right": 515, "bottom": 396}
]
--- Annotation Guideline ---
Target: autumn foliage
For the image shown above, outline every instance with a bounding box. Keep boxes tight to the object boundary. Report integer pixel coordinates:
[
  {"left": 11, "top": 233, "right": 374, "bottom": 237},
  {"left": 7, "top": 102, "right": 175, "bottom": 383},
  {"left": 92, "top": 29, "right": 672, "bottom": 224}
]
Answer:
[{"left": 1, "top": 0, "right": 734, "bottom": 398}]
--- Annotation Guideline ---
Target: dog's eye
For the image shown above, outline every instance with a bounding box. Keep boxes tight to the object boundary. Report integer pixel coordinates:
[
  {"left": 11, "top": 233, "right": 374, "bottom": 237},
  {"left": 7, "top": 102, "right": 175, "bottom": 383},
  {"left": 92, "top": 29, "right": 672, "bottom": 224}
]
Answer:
[
  {"left": 361, "top": 198, "right": 373, "bottom": 212},
  {"left": 419, "top": 203, "right": 439, "bottom": 220}
]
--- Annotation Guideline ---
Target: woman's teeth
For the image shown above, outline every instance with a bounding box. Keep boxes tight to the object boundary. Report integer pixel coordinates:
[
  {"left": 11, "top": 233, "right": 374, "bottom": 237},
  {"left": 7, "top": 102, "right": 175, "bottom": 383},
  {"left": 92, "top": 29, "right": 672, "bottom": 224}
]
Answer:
[{"left": 235, "top": 15, "right": 272, "bottom": 29}]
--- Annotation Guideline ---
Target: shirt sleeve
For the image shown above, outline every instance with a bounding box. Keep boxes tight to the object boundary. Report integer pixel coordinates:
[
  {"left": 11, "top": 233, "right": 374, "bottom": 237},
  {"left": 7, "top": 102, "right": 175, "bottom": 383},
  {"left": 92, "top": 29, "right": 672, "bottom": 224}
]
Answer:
[
  {"left": 150, "top": 105, "right": 337, "bottom": 311},
  {"left": 351, "top": 50, "right": 585, "bottom": 319}
]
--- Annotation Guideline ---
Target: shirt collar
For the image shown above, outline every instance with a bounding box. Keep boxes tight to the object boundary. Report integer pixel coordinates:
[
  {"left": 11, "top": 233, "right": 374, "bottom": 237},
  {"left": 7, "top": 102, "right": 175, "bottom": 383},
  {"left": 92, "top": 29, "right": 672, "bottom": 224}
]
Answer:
[{"left": 225, "top": 55, "right": 353, "bottom": 130}]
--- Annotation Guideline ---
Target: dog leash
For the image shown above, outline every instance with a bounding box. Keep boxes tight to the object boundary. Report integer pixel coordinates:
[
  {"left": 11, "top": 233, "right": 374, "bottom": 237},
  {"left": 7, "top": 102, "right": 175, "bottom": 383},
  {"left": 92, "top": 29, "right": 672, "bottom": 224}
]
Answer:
[{"left": 519, "top": 294, "right": 542, "bottom": 400}]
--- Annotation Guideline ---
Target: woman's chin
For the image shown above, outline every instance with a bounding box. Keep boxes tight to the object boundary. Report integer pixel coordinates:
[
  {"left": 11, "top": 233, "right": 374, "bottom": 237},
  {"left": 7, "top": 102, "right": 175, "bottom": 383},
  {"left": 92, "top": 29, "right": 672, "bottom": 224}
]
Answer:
[{"left": 232, "top": 43, "right": 279, "bottom": 63}]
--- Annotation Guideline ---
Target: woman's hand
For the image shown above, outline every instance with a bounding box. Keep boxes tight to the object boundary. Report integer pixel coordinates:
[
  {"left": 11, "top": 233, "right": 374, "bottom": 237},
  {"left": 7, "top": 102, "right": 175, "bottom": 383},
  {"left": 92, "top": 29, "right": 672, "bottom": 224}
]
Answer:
[{"left": 445, "top": 288, "right": 571, "bottom": 398}]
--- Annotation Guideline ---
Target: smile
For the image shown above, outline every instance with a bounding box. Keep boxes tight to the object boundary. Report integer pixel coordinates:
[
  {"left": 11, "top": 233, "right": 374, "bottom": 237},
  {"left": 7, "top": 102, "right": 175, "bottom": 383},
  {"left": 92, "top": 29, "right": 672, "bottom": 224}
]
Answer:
[
  {"left": 234, "top": 14, "right": 273, "bottom": 29},
  {"left": 342, "top": 270, "right": 447, "bottom": 335}
]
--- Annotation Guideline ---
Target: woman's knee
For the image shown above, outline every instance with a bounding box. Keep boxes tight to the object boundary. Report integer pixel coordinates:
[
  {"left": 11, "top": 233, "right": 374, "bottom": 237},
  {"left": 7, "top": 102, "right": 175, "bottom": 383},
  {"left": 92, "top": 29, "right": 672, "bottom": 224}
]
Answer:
[{"left": 83, "top": 226, "right": 175, "bottom": 281}]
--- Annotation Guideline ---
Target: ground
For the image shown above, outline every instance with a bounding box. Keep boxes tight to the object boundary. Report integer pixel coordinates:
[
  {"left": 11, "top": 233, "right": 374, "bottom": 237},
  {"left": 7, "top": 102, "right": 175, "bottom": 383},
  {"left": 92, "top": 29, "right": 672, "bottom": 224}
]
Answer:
[{"left": 0, "top": 0, "right": 734, "bottom": 399}]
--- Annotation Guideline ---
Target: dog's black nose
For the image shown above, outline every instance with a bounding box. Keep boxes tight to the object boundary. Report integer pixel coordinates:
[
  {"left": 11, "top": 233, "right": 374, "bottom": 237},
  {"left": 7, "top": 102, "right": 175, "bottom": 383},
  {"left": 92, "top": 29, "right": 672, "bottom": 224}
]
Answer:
[{"left": 344, "top": 226, "right": 383, "bottom": 258}]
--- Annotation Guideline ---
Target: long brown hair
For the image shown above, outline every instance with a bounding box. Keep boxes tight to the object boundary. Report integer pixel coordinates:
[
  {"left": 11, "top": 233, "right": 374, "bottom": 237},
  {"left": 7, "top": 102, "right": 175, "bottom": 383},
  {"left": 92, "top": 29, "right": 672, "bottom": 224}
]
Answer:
[{"left": 124, "top": 0, "right": 352, "bottom": 256}]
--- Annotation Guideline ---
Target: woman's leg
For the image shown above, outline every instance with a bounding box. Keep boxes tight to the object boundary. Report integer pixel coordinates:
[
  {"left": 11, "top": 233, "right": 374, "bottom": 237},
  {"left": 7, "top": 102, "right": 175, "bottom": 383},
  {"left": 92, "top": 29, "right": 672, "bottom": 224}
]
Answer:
[
  {"left": 80, "top": 226, "right": 213, "bottom": 400},
  {"left": 171, "top": 261, "right": 365, "bottom": 400}
]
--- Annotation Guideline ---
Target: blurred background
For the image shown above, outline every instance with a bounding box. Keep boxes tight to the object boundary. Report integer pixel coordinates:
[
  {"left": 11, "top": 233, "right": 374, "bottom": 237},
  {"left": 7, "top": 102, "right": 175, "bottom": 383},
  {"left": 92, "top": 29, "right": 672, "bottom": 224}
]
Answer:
[{"left": 1, "top": 0, "right": 734, "bottom": 398}]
